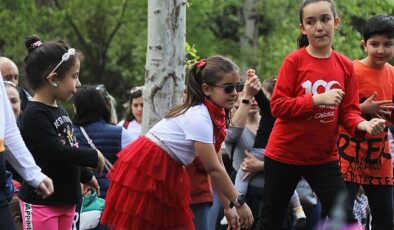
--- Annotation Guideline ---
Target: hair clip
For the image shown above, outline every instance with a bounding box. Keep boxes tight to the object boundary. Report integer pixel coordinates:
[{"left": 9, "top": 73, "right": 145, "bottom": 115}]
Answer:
[
  {"left": 196, "top": 59, "right": 207, "bottom": 68},
  {"left": 31, "top": 41, "right": 43, "bottom": 49},
  {"left": 47, "top": 48, "right": 76, "bottom": 77}
]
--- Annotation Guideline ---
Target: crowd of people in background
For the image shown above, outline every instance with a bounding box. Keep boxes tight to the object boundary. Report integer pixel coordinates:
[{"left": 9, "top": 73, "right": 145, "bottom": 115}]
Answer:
[{"left": 0, "top": 0, "right": 393, "bottom": 230}]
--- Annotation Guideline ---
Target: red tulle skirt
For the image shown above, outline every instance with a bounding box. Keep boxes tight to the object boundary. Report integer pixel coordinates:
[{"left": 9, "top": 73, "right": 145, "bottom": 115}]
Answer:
[{"left": 100, "top": 137, "right": 194, "bottom": 230}]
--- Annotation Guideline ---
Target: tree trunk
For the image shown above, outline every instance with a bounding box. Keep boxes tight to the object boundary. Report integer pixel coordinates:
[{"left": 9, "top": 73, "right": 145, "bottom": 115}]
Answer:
[
  {"left": 141, "top": 0, "right": 187, "bottom": 134},
  {"left": 240, "top": 0, "right": 259, "bottom": 70}
]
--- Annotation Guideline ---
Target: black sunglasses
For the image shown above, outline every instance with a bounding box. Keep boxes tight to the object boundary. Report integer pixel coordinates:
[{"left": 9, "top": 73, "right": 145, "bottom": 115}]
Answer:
[{"left": 212, "top": 84, "right": 244, "bottom": 94}]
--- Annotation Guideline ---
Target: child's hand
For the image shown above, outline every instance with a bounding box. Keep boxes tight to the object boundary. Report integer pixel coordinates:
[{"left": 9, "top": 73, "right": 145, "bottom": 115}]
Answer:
[
  {"left": 235, "top": 203, "right": 254, "bottom": 229},
  {"left": 35, "top": 177, "right": 54, "bottom": 199},
  {"left": 361, "top": 92, "right": 394, "bottom": 117},
  {"left": 312, "top": 88, "right": 345, "bottom": 106},
  {"left": 85, "top": 176, "right": 100, "bottom": 197},
  {"left": 357, "top": 118, "right": 386, "bottom": 135},
  {"left": 223, "top": 207, "right": 240, "bottom": 230},
  {"left": 366, "top": 118, "right": 386, "bottom": 135}
]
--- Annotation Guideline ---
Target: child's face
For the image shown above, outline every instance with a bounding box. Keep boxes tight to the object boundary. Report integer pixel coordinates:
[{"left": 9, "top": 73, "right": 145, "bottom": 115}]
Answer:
[
  {"left": 55, "top": 59, "right": 81, "bottom": 102},
  {"left": 131, "top": 96, "right": 143, "bottom": 123},
  {"left": 362, "top": 34, "right": 394, "bottom": 68},
  {"left": 300, "top": 1, "right": 340, "bottom": 51},
  {"left": 203, "top": 71, "right": 240, "bottom": 110}
]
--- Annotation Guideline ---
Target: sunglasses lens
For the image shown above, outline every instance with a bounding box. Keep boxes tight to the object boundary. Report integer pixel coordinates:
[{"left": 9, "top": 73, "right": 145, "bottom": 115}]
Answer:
[
  {"left": 224, "top": 86, "right": 235, "bottom": 94},
  {"left": 223, "top": 84, "right": 244, "bottom": 94},
  {"left": 235, "top": 84, "right": 244, "bottom": 92}
]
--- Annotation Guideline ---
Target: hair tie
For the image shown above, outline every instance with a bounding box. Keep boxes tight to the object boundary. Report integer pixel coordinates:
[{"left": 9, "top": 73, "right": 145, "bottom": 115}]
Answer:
[
  {"left": 31, "top": 41, "right": 43, "bottom": 49},
  {"left": 195, "top": 59, "right": 207, "bottom": 76},
  {"left": 196, "top": 59, "right": 207, "bottom": 68}
]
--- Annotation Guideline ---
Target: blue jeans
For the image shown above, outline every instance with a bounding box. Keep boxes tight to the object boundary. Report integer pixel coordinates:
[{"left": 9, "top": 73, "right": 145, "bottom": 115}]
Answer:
[{"left": 190, "top": 203, "right": 211, "bottom": 230}]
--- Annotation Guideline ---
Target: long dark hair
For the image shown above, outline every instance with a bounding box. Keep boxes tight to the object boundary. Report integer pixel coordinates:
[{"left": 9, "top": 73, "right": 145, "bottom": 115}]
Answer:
[
  {"left": 24, "top": 34, "right": 83, "bottom": 90},
  {"left": 165, "top": 55, "right": 239, "bottom": 125},
  {"left": 73, "top": 85, "right": 111, "bottom": 126},
  {"left": 297, "top": 0, "right": 337, "bottom": 48}
]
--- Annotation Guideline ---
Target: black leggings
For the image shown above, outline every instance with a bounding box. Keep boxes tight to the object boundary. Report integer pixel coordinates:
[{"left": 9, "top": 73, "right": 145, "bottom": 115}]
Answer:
[
  {"left": 0, "top": 152, "right": 16, "bottom": 230},
  {"left": 256, "top": 157, "right": 354, "bottom": 230},
  {"left": 346, "top": 183, "right": 393, "bottom": 230}
]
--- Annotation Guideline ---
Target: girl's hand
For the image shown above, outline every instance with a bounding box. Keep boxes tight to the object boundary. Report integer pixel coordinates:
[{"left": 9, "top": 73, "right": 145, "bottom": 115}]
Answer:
[
  {"left": 361, "top": 92, "right": 393, "bottom": 117},
  {"left": 224, "top": 207, "right": 240, "bottom": 230},
  {"left": 95, "top": 150, "right": 105, "bottom": 176},
  {"left": 357, "top": 118, "right": 386, "bottom": 135},
  {"left": 85, "top": 175, "right": 100, "bottom": 197},
  {"left": 312, "top": 88, "right": 345, "bottom": 106},
  {"left": 35, "top": 177, "right": 54, "bottom": 199},
  {"left": 366, "top": 118, "right": 386, "bottom": 135},
  {"left": 235, "top": 203, "right": 254, "bottom": 229}
]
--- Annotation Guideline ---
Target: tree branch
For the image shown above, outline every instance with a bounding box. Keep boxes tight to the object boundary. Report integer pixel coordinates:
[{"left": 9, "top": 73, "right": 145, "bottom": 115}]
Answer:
[
  {"left": 52, "top": 0, "right": 89, "bottom": 51},
  {"left": 100, "top": 0, "right": 129, "bottom": 73}
]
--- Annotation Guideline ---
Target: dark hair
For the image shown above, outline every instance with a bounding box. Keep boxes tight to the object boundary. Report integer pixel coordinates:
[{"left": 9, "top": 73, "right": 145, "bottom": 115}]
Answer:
[
  {"left": 363, "top": 14, "right": 394, "bottom": 41},
  {"left": 165, "top": 55, "right": 239, "bottom": 126},
  {"left": 24, "top": 34, "right": 83, "bottom": 90},
  {"left": 262, "top": 78, "right": 276, "bottom": 95},
  {"left": 73, "top": 85, "right": 111, "bottom": 126},
  {"left": 297, "top": 0, "right": 337, "bottom": 48},
  {"left": 124, "top": 86, "right": 143, "bottom": 122}
]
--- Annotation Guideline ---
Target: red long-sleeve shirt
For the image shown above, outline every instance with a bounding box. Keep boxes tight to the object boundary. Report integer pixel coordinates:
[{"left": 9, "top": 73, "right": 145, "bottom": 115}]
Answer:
[{"left": 265, "top": 48, "right": 365, "bottom": 165}]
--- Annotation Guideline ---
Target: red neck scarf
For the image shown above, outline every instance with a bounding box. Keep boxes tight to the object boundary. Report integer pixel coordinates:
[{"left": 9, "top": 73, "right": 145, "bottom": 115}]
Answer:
[{"left": 203, "top": 98, "right": 226, "bottom": 152}]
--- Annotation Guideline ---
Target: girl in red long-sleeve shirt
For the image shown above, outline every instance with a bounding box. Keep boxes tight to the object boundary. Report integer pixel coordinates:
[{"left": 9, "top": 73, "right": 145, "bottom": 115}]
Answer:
[{"left": 256, "top": 1, "right": 386, "bottom": 229}]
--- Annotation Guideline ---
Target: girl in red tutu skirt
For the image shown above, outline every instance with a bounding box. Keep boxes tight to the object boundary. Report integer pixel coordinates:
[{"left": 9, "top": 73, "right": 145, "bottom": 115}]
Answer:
[{"left": 101, "top": 56, "right": 256, "bottom": 230}]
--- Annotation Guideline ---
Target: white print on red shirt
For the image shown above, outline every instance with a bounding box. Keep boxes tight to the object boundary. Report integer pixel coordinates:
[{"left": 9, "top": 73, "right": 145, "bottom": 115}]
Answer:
[{"left": 302, "top": 79, "right": 341, "bottom": 123}]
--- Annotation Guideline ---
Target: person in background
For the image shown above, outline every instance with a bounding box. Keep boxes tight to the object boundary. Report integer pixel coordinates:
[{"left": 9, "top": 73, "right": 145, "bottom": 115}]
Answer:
[
  {"left": 220, "top": 70, "right": 261, "bottom": 229},
  {"left": 73, "top": 85, "right": 134, "bottom": 198},
  {"left": 338, "top": 14, "right": 394, "bottom": 229},
  {"left": 0, "top": 57, "right": 32, "bottom": 111},
  {"left": 95, "top": 84, "right": 118, "bottom": 125},
  {"left": 118, "top": 86, "right": 143, "bottom": 140},
  {"left": 3, "top": 80, "right": 24, "bottom": 227}
]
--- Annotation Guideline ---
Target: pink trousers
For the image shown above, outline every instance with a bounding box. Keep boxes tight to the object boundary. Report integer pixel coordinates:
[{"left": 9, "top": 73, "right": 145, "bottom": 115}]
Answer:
[{"left": 19, "top": 200, "right": 75, "bottom": 230}]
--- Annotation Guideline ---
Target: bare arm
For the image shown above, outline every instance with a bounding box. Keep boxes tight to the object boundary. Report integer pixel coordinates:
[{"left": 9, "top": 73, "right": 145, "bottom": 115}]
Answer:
[{"left": 194, "top": 141, "right": 253, "bottom": 228}]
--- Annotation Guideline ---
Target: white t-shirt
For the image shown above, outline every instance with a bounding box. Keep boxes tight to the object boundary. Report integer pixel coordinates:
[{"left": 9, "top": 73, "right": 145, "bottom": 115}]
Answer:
[
  {"left": 149, "top": 104, "right": 213, "bottom": 165},
  {"left": 117, "top": 119, "right": 141, "bottom": 140}
]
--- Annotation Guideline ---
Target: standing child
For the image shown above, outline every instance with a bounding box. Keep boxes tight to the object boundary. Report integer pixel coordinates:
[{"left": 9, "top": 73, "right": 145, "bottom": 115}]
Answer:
[
  {"left": 17, "top": 35, "right": 105, "bottom": 230},
  {"left": 101, "top": 56, "right": 254, "bottom": 230},
  {"left": 255, "top": 1, "right": 387, "bottom": 229},
  {"left": 338, "top": 14, "right": 394, "bottom": 229},
  {"left": 235, "top": 75, "right": 307, "bottom": 229},
  {"left": 0, "top": 72, "right": 54, "bottom": 230}
]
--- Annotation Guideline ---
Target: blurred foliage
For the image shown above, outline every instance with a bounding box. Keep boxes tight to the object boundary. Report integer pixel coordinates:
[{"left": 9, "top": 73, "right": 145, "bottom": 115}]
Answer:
[
  {"left": 0, "top": 0, "right": 393, "bottom": 117},
  {"left": 187, "top": 0, "right": 394, "bottom": 78}
]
